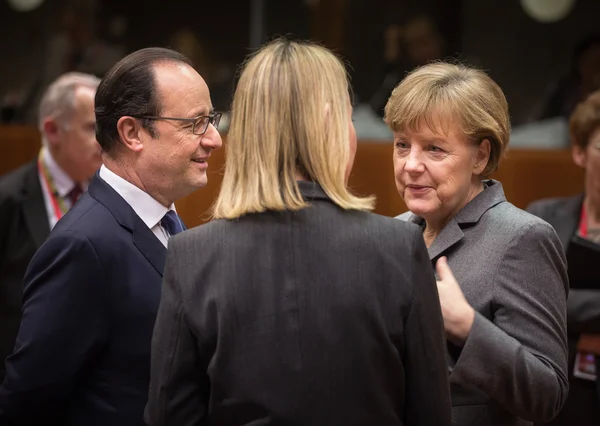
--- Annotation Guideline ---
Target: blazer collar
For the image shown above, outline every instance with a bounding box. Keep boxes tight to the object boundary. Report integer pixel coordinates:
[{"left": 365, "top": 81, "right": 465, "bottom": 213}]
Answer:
[
  {"left": 297, "top": 180, "right": 331, "bottom": 202},
  {"left": 406, "top": 179, "right": 507, "bottom": 260},
  {"left": 21, "top": 161, "right": 50, "bottom": 247},
  {"left": 87, "top": 172, "right": 167, "bottom": 276}
]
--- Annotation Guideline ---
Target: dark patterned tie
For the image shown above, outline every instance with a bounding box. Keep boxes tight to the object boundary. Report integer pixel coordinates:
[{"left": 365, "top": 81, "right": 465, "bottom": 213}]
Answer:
[
  {"left": 160, "top": 211, "right": 184, "bottom": 236},
  {"left": 68, "top": 185, "right": 83, "bottom": 206}
]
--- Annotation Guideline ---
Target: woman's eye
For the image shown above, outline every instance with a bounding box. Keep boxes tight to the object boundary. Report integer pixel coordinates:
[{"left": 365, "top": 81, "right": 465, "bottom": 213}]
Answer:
[
  {"left": 395, "top": 141, "right": 409, "bottom": 149},
  {"left": 428, "top": 145, "right": 443, "bottom": 153}
]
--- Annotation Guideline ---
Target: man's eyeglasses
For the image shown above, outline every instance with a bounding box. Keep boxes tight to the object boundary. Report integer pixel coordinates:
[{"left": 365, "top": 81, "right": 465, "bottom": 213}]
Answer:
[{"left": 138, "top": 112, "right": 222, "bottom": 135}]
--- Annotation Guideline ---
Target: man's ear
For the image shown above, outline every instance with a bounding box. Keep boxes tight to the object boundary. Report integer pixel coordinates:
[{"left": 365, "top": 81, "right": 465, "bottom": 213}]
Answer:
[
  {"left": 572, "top": 143, "right": 587, "bottom": 168},
  {"left": 42, "top": 117, "right": 61, "bottom": 148},
  {"left": 473, "top": 138, "right": 491, "bottom": 175},
  {"left": 116, "top": 116, "right": 145, "bottom": 153}
]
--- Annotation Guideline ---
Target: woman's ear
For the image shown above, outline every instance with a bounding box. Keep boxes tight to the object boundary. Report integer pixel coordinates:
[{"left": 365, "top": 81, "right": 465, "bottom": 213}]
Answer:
[
  {"left": 572, "top": 143, "right": 587, "bottom": 168},
  {"left": 473, "top": 138, "right": 491, "bottom": 175},
  {"left": 116, "top": 116, "right": 145, "bottom": 153}
]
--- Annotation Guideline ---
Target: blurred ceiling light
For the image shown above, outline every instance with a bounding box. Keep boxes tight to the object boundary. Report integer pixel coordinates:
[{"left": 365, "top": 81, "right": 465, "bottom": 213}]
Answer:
[
  {"left": 521, "top": 0, "right": 576, "bottom": 23},
  {"left": 6, "top": 0, "right": 45, "bottom": 12}
]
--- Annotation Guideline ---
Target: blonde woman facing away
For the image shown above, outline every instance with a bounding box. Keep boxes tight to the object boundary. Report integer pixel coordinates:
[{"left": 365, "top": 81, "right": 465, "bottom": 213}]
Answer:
[
  {"left": 386, "top": 62, "right": 569, "bottom": 426},
  {"left": 145, "top": 39, "right": 452, "bottom": 426}
]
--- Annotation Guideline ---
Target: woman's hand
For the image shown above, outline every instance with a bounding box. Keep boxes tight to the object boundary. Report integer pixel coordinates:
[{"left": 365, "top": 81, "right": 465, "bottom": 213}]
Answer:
[{"left": 435, "top": 256, "right": 475, "bottom": 345}]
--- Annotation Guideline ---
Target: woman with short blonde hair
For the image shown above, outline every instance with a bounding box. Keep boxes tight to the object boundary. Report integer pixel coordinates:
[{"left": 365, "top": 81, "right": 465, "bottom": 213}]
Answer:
[
  {"left": 146, "top": 39, "right": 452, "bottom": 426},
  {"left": 388, "top": 62, "right": 569, "bottom": 426},
  {"left": 384, "top": 62, "right": 510, "bottom": 177}
]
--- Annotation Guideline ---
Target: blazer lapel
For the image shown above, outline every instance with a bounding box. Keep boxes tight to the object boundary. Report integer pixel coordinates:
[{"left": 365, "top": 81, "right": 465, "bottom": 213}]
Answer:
[
  {"left": 428, "top": 219, "right": 464, "bottom": 261},
  {"left": 21, "top": 162, "right": 50, "bottom": 248},
  {"left": 406, "top": 180, "right": 507, "bottom": 261},
  {"left": 88, "top": 173, "right": 167, "bottom": 276}
]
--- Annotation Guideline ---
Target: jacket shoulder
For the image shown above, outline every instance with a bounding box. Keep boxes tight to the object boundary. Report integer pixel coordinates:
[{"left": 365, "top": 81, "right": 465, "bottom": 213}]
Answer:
[{"left": 526, "top": 195, "right": 580, "bottom": 216}]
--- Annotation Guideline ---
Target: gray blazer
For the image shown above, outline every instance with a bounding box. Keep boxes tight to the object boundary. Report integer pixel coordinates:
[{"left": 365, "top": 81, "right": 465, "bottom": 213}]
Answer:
[
  {"left": 398, "top": 180, "right": 569, "bottom": 426},
  {"left": 146, "top": 181, "right": 452, "bottom": 426}
]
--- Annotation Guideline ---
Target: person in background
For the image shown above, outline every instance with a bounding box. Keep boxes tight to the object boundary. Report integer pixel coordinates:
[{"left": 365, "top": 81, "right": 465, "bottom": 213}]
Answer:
[
  {"left": 0, "top": 47, "right": 222, "bottom": 425},
  {"left": 510, "top": 34, "right": 600, "bottom": 149},
  {"left": 386, "top": 62, "right": 569, "bottom": 426},
  {"left": 0, "top": 71, "right": 100, "bottom": 383},
  {"left": 145, "top": 38, "right": 451, "bottom": 426},
  {"left": 369, "top": 14, "right": 445, "bottom": 118},
  {"left": 527, "top": 90, "right": 600, "bottom": 426},
  {"left": 538, "top": 34, "right": 600, "bottom": 122}
]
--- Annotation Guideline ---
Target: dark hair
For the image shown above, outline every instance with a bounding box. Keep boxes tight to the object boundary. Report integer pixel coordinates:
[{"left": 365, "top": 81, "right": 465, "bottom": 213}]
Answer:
[
  {"left": 571, "top": 34, "right": 600, "bottom": 76},
  {"left": 570, "top": 90, "right": 600, "bottom": 149},
  {"left": 95, "top": 47, "right": 192, "bottom": 156}
]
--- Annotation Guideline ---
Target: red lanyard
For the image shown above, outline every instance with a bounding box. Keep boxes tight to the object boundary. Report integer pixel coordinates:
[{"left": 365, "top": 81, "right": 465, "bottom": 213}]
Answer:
[
  {"left": 37, "top": 151, "right": 69, "bottom": 221},
  {"left": 579, "top": 203, "right": 588, "bottom": 237}
]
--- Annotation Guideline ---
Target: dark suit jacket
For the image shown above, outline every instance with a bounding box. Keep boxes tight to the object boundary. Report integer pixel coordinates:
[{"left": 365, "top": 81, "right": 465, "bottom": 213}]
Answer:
[
  {"left": 145, "top": 181, "right": 452, "bottom": 426},
  {"left": 527, "top": 194, "right": 600, "bottom": 426},
  {"left": 399, "top": 181, "right": 569, "bottom": 426},
  {"left": 0, "top": 172, "right": 168, "bottom": 426},
  {"left": 0, "top": 161, "right": 50, "bottom": 383}
]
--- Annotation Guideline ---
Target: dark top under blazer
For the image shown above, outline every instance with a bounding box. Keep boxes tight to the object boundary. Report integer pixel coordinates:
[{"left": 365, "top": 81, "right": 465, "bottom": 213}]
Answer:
[
  {"left": 145, "top": 181, "right": 452, "bottom": 426},
  {"left": 527, "top": 194, "right": 600, "bottom": 426},
  {"left": 398, "top": 180, "right": 569, "bottom": 426},
  {"left": 0, "top": 161, "right": 50, "bottom": 383},
  {"left": 0, "top": 172, "right": 168, "bottom": 426}
]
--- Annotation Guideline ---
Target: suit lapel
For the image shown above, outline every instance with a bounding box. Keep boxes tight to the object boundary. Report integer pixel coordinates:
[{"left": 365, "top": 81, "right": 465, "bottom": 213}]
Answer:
[
  {"left": 132, "top": 222, "right": 167, "bottom": 276},
  {"left": 21, "top": 162, "right": 50, "bottom": 248},
  {"left": 88, "top": 173, "right": 167, "bottom": 276}
]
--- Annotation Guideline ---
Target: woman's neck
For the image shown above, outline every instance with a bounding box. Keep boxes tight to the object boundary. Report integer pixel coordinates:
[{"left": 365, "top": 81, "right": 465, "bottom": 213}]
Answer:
[
  {"left": 422, "top": 180, "right": 485, "bottom": 248},
  {"left": 423, "top": 224, "right": 441, "bottom": 248}
]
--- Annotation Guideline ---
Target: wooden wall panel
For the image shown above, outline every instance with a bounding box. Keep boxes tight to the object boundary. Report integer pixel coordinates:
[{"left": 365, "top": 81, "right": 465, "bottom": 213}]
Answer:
[
  {"left": 0, "top": 126, "right": 585, "bottom": 229},
  {"left": 0, "top": 126, "right": 41, "bottom": 176}
]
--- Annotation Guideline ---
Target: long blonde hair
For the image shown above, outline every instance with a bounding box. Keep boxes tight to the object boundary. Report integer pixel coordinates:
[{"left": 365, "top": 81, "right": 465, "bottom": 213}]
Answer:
[{"left": 212, "top": 39, "right": 374, "bottom": 219}]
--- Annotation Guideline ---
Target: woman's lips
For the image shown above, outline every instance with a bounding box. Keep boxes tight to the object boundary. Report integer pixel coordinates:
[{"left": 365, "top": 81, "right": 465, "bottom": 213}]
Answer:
[{"left": 406, "top": 184, "right": 431, "bottom": 194}]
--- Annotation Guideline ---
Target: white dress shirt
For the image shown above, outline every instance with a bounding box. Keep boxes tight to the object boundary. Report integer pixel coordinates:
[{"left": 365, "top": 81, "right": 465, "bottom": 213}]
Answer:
[
  {"left": 38, "top": 146, "right": 87, "bottom": 230},
  {"left": 99, "top": 165, "right": 177, "bottom": 248}
]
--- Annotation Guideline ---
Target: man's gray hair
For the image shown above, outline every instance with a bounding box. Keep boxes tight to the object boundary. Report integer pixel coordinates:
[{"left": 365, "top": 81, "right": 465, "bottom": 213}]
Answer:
[{"left": 38, "top": 72, "right": 101, "bottom": 132}]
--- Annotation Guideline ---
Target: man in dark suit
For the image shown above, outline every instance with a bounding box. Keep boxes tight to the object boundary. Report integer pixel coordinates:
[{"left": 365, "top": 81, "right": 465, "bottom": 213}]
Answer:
[
  {"left": 0, "top": 47, "right": 223, "bottom": 425},
  {"left": 0, "top": 72, "right": 101, "bottom": 382}
]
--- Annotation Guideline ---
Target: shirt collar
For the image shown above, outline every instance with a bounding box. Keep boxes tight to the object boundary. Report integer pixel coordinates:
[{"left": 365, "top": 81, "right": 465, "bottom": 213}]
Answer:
[
  {"left": 41, "top": 146, "right": 77, "bottom": 197},
  {"left": 98, "top": 164, "right": 176, "bottom": 229}
]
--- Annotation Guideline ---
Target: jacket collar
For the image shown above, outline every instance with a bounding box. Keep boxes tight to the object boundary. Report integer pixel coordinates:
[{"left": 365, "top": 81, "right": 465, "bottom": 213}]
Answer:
[
  {"left": 406, "top": 180, "right": 507, "bottom": 260},
  {"left": 297, "top": 180, "right": 331, "bottom": 202},
  {"left": 87, "top": 172, "right": 167, "bottom": 276}
]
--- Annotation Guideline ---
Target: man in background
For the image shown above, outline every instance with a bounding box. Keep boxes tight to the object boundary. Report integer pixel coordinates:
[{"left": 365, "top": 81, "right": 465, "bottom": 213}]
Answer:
[{"left": 0, "top": 72, "right": 101, "bottom": 382}]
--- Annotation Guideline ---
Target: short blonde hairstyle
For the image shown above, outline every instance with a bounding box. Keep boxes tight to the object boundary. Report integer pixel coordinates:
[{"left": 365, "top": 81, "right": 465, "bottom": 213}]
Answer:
[
  {"left": 384, "top": 62, "right": 510, "bottom": 177},
  {"left": 212, "top": 39, "right": 374, "bottom": 219}
]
